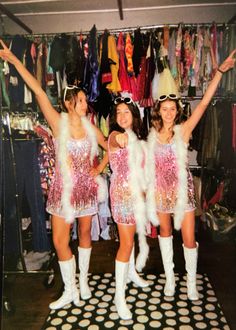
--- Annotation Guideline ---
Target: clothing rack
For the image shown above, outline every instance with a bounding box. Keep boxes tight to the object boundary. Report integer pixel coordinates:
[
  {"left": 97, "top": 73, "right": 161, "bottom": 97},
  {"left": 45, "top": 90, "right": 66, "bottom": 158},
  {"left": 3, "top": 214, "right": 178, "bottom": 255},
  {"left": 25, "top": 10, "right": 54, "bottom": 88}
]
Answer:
[{"left": 2, "top": 22, "right": 235, "bottom": 39}]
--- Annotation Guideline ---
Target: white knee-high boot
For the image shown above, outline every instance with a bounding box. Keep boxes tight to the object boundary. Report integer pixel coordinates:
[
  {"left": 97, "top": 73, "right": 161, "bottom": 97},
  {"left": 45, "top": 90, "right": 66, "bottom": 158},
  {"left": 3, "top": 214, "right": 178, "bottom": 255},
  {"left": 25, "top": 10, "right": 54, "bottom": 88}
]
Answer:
[
  {"left": 183, "top": 242, "right": 199, "bottom": 301},
  {"left": 78, "top": 247, "right": 92, "bottom": 300},
  {"left": 127, "top": 246, "right": 149, "bottom": 288},
  {"left": 115, "top": 260, "right": 132, "bottom": 320},
  {"left": 158, "top": 235, "right": 175, "bottom": 296},
  {"left": 49, "top": 255, "right": 80, "bottom": 309}
]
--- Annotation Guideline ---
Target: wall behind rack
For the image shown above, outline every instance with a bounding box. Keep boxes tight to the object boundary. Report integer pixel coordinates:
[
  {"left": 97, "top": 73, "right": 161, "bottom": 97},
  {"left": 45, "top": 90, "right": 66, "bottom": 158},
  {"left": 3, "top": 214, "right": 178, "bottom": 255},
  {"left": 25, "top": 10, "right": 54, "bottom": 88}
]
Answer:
[{"left": 1, "top": 2, "right": 236, "bottom": 35}]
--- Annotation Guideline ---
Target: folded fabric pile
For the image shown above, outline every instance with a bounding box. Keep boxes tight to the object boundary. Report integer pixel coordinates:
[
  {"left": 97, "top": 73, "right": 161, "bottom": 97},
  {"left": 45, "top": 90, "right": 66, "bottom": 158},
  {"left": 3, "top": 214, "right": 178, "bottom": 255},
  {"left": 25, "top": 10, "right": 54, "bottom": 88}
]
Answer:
[{"left": 17, "top": 251, "right": 51, "bottom": 271}]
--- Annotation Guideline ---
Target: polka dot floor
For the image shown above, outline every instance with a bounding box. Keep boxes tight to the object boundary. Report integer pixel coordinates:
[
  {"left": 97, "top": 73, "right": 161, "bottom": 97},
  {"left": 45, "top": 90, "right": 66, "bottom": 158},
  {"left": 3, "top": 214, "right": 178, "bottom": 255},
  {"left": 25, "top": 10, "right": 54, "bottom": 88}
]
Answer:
[{"left": 42, "top": 273, "right": 230, "bottom": 330}]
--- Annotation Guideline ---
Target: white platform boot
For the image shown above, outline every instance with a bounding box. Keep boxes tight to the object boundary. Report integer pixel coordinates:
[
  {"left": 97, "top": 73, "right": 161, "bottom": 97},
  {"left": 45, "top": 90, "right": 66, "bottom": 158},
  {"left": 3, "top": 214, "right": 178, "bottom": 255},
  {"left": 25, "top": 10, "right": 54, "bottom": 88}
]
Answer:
[
  {"left": 49, "top": 256, "right": 80, "bottom": 309},
  {"left": 183, "top": 242, "right": 199, "bottom": 301},
  {"left": 115, "top": 260, "right": 132, "bottom": 320},
  {"left": 127, "top": 246, "right": 149, "bottom": 288},
  {"left": 78, "top": 247, "right": 92, "bottom": 300},
  {"left": 158, "top": 235, "right": 176, "bottom": 296}
]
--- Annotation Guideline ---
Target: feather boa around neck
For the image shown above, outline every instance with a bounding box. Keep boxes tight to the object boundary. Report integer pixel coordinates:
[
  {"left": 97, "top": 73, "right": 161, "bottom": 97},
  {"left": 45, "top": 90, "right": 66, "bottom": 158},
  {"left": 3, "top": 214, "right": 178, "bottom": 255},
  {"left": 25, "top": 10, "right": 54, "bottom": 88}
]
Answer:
[
  {"left": 146, "top": 125, "right": 188, "bottom": 230},
  {"left": 146, "top": 128, "right": 160, "bottom": 226},
  {"left": 58, "top": 113, "right": 74, "bottom": 223},
  {"left": 126, "top": 129, "right": 149, "bottom": 272},
  {"left": 57, "top": 114, "right": 107, "bottom": 224}
]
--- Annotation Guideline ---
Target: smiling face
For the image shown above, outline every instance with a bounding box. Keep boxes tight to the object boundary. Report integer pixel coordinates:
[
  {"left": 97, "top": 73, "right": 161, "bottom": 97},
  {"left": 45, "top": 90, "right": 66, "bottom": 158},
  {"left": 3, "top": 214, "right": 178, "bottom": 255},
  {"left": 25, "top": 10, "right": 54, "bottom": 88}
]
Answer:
[
  {"left": 159, "top": 99, "right": 177, "bottom": 125},
  {"left": 74, "top": 90, "right": 88, "bottom": 117},
  {"left": 116, "top": 102, "right": 133, "bottom": 130}
]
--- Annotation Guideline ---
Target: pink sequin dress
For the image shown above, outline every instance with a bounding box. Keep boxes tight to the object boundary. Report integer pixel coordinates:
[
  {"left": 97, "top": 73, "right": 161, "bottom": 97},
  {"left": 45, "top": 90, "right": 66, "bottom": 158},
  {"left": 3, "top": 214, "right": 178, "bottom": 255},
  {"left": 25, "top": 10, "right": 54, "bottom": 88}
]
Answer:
[
  {"left": 154, "top": 136, "right": 195, "bottom": 213},
  {"left": 109, "top": 146, "right": 136, "bottom": 225},
  {"left": 46, "top": 136, "right": 98, "bottom": 218}
]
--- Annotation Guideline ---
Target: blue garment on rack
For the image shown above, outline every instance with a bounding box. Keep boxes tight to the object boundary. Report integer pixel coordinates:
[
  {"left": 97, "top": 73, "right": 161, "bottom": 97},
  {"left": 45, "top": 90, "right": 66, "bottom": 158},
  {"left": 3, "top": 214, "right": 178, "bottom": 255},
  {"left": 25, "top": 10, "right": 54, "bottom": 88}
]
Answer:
[{"left": 3, "top": 137, "right": 50, "bottom": 256}]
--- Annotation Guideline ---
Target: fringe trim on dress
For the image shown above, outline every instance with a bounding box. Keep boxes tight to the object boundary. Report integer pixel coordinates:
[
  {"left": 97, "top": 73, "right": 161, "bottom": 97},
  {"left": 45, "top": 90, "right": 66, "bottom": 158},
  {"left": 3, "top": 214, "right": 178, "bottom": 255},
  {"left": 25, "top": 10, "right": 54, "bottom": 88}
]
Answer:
[
  {"left": 173, "top": 125, "right": 188, "bottom": 230},
  {"left": 126, "top": 129, "right": 149, "bottom": 272}
]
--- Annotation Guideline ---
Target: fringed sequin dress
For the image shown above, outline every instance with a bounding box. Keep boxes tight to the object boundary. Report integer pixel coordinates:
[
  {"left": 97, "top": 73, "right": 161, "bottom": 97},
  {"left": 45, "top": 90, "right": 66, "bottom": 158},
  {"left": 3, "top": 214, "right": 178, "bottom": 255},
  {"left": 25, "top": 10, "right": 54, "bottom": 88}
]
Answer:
[
  {"left": 109, "top": 146, "right": 136, "bottom": 225},
  {"left": 46, "top": 136, "right": 98, "bottom": 218},
  {"left": 154, "top": 136, "right": 195, "bottom": 213}
]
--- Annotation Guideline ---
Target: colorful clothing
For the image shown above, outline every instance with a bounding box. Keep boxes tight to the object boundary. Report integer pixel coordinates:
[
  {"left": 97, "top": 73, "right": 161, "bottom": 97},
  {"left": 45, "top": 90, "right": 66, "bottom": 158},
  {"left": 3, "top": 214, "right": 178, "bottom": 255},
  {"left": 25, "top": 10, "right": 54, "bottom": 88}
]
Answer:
[
  {"left": 146, "top": 126, "right": 196, "bottom": 230},
  {"left": 46, "top": 136, "right": 98, "bottom": 219},
  {"left": 153, "top": 136, "right": 195, "bottom": 213},
  {"left": 109, "top": 146, "right": 135, "bottom": 225}
]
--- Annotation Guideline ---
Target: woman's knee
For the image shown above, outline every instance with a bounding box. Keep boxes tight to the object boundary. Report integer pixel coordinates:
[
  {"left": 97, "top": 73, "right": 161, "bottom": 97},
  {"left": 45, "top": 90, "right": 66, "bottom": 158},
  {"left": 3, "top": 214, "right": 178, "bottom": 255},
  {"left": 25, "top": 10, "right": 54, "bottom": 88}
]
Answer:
[
  {"left": 53, "top": 235, "right": 68, "bottom": 252},
  {"left": 182, "top": 238, "right": 197, "bottom": 249}
]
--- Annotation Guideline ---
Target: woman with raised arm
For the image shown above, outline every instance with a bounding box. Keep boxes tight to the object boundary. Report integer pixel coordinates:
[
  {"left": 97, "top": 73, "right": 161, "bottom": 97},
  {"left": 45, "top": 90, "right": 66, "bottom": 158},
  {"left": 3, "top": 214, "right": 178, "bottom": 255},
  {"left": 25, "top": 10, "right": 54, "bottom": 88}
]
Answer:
[
  {"left": 146, "top": 50, "right": 236, "bottom": 301},
  {"left": 0, "top": 39, "right": 108, "bottom": 309}
]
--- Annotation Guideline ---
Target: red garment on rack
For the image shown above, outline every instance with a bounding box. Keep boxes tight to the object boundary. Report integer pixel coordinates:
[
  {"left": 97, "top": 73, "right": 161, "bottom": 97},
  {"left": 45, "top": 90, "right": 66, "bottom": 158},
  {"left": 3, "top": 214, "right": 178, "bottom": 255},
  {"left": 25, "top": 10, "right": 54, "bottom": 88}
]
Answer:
[{"left": 117, "top": 32, "right": 131, "bottom": 92}]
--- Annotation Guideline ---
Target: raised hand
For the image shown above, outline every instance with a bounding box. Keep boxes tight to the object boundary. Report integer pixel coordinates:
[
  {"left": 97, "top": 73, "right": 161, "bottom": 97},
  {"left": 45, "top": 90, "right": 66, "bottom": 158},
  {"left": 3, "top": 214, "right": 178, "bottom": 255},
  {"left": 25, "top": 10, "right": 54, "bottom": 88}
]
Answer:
[
  {"left": 218, "top": 49, "right": 236, "bottom": 73},
  {"left": 116, "top": 133, "right": 128, "bottom": 148},
  {"left": 0, "top": 39, "right": 17, "bottom": 64}
]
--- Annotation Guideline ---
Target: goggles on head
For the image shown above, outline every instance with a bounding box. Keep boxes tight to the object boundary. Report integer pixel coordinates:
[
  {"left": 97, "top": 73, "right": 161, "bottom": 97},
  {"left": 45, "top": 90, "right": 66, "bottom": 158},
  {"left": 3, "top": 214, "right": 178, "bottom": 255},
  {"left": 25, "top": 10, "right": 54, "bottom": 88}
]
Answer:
[
  {"left": 114, "top": 96, "right": 134, "bottom": 105},
  {"left": 63, "top": 85, "right": 87, "bottom": 103},
  {"left": 158, "top": 94, "right": 179, "bottom": 102}
]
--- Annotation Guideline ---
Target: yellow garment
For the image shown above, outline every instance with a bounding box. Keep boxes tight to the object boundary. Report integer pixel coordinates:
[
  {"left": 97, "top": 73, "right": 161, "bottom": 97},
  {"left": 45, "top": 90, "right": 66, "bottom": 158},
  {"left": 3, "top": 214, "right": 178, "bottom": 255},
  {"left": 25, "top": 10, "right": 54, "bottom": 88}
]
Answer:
[
  {"left": 106, "top": 35, "right": 121, "bottom": 93},
  {"left": 100, "top": 116, "right": 110, "bottom": 174},
  {"left": 157, "top": 68, "right": 180, "bottom": 99},
  {"left": 100, "top": 115, "right": 109, "bottom": 138}
]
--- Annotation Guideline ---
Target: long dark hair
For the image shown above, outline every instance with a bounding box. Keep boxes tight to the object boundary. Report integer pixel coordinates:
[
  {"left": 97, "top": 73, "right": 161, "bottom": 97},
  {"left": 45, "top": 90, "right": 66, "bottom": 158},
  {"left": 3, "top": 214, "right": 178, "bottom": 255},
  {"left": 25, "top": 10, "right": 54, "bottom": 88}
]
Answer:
[
  {"left": 60, "top": 86, "right": 87, "bottom": 112},
  {"left": 151, "top": 99, "right": 183, "bottom": 132},
  {"left": 109, "top": 102, "right": 145, "bottom": 140}
]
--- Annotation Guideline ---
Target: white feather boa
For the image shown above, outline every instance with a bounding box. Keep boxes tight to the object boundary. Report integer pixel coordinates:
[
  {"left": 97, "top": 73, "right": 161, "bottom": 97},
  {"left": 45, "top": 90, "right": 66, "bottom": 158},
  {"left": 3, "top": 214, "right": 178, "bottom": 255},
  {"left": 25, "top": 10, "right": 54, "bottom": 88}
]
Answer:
[
  {"left": 173, "top": 125, "right": 188, "bottom": 230},
  {"left": 146, "top": 125, "right": 188, "bottom": 230},
  {"left": 146, "top": 128, "right": 160, "bottom": 226},
  {"left": 126, "top": 129, "right": 149, "bottom": 272},
  {"left": 58, "top": 113, "right": 74, "bottom": 223},
  {"left": 57, "top": 114, "right": 107, "bottom": 224},
  {"left": 80, "top": 116, "right": 108, "bottom": 204}
]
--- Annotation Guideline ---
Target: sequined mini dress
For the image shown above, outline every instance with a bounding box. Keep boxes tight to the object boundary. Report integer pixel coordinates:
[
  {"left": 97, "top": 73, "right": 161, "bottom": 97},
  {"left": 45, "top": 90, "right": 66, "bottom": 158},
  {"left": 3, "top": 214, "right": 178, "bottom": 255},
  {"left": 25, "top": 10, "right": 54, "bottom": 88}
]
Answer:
[
  {"left": 154, "top": 136, "right": 195, "bottom": 213},
  {"left": 109, "top": 146, "right": 136, "bottom": 225},
  {"left": 46, "top": 136, "right": 98, "bottom": 218}
]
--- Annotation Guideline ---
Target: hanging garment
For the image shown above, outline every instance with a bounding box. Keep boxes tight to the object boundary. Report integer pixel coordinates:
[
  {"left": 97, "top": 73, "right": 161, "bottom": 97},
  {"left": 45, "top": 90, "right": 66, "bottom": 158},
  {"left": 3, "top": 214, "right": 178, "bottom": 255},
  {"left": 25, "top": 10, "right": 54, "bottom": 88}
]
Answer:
[
  {"left": 106, "top": 35, "right": 121, "bottom": 93},
  {"left": 48, "top": 34, "right": 67, "bottom": 73},
  {"left": 9, "top": 35, "right": 27, "bottom": 107},
  {"left": 139, "top": 36, "right": 155, "bottom": 108},
  {"left": 0, "top": 60, "right": 10, "bottom": 107},
  {"left": 125, "top": 33, "right": 134, "bottom": 75},
  {"left": 132, "top": 28, "right": 144, "bottom": 77},
  {"left": 64, "top": 35, "right": 81, "bottom": 85},
  {"left": 99, "top": 30, "right": 112, "bottom": 84},
  {"left": 87, "top": 25, "right": 100, "bottom": 102},
  {"left": 117, "top": 32, "right": 131, "bottom": 92},
  {"left": 3, "top": 137, "right": 50, "bottom": 256}
]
